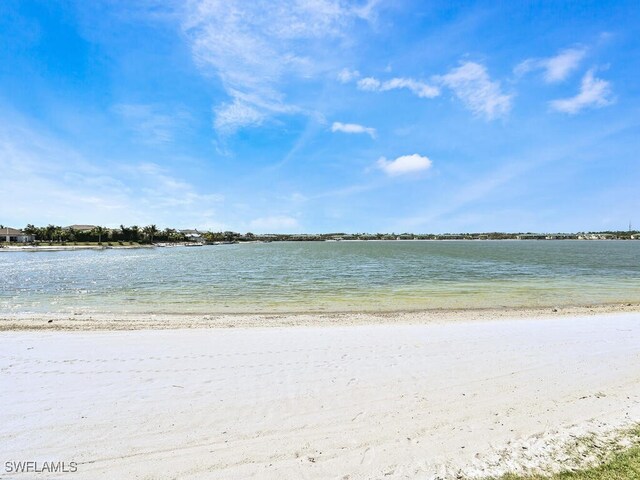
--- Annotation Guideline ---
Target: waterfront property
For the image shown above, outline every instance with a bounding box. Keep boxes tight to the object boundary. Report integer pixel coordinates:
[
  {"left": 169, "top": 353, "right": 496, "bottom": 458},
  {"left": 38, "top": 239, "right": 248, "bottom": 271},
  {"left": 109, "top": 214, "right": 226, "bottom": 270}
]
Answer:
[
  {"left": 1, "top": 227, "right": 34, "bottom": 243},
  {"left": 64, "top": 224, "right": 98, "bottom": 232},
  {"left": 180, "top": 229, "right": 204, "bottom": 242}
]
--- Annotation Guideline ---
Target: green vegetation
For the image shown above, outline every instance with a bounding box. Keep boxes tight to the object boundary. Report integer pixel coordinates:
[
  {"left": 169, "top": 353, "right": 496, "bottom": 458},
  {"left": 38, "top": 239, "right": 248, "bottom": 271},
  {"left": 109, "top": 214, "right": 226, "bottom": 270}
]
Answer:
[
  {"left": 142, "top": 224, "right": 158, "bottom": 243},
  {"left": 6, "top": 224, "right": 640, "bottom": 246},
  {"left": 490, "top": 427, "right": 640, "bottom": 480},
  {"left": 19, "top": 224, "right": 187, "bottom": 244},
  {"left": 496, "top": 448, "right": 640, "bottom": 479}
]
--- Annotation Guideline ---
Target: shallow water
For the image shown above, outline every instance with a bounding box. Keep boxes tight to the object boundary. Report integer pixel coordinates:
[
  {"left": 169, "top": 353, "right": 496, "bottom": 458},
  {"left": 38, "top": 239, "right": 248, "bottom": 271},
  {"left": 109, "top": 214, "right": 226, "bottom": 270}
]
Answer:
[{"left": 1, "top": 240, "right": 639, "bottom": 314}]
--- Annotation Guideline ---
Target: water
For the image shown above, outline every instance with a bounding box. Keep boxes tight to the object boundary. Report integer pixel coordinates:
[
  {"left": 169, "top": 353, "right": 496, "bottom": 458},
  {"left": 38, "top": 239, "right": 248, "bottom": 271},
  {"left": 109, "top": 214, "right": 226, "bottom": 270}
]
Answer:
[{"left": 1, "top": 241, "right": 639, "bottom": 314}]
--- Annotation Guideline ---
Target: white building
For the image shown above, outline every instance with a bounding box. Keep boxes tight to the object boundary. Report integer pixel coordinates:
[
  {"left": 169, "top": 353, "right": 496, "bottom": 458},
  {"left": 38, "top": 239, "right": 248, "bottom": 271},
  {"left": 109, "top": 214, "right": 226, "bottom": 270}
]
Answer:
[
  {"left": 180, "top": 229, "right": 204, "bottom": 242},
  {"left": 1, "top": 227, "right": 35, "bottom": 243}
]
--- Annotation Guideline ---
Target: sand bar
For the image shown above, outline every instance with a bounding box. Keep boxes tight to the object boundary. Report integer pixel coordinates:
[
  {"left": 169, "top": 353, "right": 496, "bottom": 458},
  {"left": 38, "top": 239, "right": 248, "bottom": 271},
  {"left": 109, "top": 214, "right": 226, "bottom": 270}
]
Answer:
[{"left": 1, "top": 312, "right": 640, "bottom": 478}]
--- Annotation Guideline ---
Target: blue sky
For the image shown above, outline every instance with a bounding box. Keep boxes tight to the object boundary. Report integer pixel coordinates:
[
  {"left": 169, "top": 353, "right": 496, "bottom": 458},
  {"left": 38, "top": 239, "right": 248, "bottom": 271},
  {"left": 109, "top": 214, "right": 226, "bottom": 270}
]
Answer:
[{"left": 1, "top": 0, "right": 639, "bottom": 233}]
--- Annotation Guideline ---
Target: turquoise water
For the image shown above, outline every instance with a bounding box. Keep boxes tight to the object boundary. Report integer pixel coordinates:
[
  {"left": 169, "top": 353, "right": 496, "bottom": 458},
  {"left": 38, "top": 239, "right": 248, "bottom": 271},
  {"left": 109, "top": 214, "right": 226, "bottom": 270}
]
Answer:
[{"left": 1, "top": 241, "right": 639, "bottom": 314}]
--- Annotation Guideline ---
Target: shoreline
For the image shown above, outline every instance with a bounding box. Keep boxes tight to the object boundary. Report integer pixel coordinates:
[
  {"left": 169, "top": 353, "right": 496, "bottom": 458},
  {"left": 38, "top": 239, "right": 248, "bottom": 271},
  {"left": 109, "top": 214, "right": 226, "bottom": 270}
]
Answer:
[
  {"left": 1, "top": 302, "right": 639, "bottom": 331},
  {"left": 2, "top": 313, "right": 639, "bottom": 479},
  {"left": 1, "top": 238, "right": 639, "bottom": 252},
  {"left": 0, "top": 244, "right": 156, "bottom": 251}
]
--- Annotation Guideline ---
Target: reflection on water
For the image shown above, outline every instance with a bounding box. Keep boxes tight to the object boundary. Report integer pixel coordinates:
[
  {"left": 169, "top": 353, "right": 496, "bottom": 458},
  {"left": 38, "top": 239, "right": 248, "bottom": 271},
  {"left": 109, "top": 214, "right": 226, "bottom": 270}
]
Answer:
[{"left": 1, "top": 241, "right": 639, "bottom": 314}]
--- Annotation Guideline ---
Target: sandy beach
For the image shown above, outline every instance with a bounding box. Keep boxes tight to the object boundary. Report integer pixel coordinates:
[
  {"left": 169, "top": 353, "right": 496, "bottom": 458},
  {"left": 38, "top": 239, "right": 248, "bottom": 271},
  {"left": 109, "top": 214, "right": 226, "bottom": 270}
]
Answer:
[
  {"left": 2, "top": 312, "right": 639, "bottom": 479},
  {"left": 1, "top": 302, "right": 638, "bottom": 331}
]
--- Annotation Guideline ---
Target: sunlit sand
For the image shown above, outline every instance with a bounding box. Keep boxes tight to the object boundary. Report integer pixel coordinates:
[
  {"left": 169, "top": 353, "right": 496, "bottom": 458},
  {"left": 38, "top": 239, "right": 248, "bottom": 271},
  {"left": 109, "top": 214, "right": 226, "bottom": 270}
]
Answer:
[{"left": 2, "top": 312, "right": 639, "bottom": 479}]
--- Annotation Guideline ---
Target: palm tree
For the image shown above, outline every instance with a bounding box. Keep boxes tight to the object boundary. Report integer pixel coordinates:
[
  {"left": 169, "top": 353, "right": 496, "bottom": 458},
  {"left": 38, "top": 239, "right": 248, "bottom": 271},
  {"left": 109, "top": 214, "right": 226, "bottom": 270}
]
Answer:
[
  {"left": 45, "top": 224, "right": 56, "bottom": 242},
  {"left": 130, "top": 225, "right": 140, "bottom": 242},
  {"left": 143, "top": 224, "right": 158, "bottom": 244},
  {"left": 92, "top": 226, "right": 105, "bottom": 244},
  {"left": 66, "top": 227, "right": 76, "bottom": 242},
  {"left": 23, "top": 224, "right": 37, "bottom": 236},
  {"left": 120, "top": 224, "right": 131, "bottom": 242},
  {"left": 53, "top": 226, "right": 65, "bottom": 243}
]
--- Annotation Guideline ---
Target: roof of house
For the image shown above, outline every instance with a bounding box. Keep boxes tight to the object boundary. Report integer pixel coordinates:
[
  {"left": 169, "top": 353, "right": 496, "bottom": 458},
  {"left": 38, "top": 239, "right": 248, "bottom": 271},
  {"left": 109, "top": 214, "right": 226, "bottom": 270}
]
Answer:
[
  {"left": 1, "top": 227, "right": 27, "bottom": 235},
  {"left": 180, "top": 229, "right": 201, "bottom": 235},
  {"left": 64, "top": 225, "right": 97, "bottom": 231}
]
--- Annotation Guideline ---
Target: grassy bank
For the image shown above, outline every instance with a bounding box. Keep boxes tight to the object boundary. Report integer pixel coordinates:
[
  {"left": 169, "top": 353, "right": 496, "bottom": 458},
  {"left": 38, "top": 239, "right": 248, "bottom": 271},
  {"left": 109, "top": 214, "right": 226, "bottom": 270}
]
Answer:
[{"left": 492, "top": 427, "right": 640, "bottom": 480}]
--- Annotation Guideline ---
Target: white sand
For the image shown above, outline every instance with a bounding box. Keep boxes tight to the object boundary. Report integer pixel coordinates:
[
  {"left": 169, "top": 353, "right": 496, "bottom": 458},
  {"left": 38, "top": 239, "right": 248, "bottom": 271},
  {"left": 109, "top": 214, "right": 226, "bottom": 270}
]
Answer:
[
  {"left": 2, "top": 302, "right": 639, "bottom": 331},
  {"left": 1, "top": 313, "right": 640, "bottom": 479}
]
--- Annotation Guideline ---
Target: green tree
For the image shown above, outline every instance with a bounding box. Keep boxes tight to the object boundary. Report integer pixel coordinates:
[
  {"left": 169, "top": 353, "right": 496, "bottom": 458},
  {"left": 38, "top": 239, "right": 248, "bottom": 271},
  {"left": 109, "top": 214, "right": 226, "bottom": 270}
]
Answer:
[
  {"left": 91, "top": 226, "right": 105, "bottom": 244},
  {"left": 204, "top": 231, "right": 224, "bottom": 242},
  {"left": 23, "top": 224, "right": 37, "bottom": 236},
  {"left": 130, "top": 225, "right": 140, "bottom": 242},
  {"left": 119, "top": 225, "right": 131, "bottom": 242},
  {"left": 44, "top": 224, "right": 56, "bottom": 242},
  {"left": 143, "top": 224, "right": 158, "bottom": 243},
  {"left": 53, "top": 226, "right": 66, "bottom": 243}
]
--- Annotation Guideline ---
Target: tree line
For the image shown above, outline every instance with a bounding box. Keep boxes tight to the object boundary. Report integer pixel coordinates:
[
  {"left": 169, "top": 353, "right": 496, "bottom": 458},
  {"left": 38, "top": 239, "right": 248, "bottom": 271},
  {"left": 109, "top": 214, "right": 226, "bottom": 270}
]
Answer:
[
  {"left": 9, "top": 225, "right": 640, "bottom": 244},
  {"left": 20, "top": 224, "right": 177, "bottom": 244}
]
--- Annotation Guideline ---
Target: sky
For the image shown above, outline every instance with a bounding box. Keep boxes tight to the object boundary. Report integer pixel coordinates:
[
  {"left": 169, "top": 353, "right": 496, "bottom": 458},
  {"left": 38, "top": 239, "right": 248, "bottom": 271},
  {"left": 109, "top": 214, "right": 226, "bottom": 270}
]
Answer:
[{"left": 1, "top": 0, "right": 639, "bottom": 234}]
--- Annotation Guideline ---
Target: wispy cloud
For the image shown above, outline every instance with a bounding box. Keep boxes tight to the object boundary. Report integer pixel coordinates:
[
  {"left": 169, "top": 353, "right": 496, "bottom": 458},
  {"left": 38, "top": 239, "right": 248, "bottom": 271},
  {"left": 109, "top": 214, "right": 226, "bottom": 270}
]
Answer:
[
  {"left": 0, "top": 116, "right": 223, "bottom": 228},
  {"left": 550, "top": 69, "right": 614, "bottom": 114},
  {"left": 249, "top": 215, "right": 299, "bottom": 232},
  {"left": 377, "top": 154, "right": 432, "bottom": 176},
  {"left": 212, "top": 99, "right": 266, "bottom": 133},
  {"left": 311, "top": 182, "right": 380, "bottom": 200},
  {"left": 515, "top": 47, "right": 587, "bottom": 83},
  {"left": 130, "top": 162, "right": 224, "bottom": 208},
  {"left": 393, "top": 118, "right": 637, "bottom": 232},
  {"left": 436, "top": 62, "right": 512, "bottom": 120},
  {"left": 357, "top": 76, "right": 440, "bottom": 98},
  {"left": 337, "top": 68, "right": 360, "bottom": 83},
  {"left": 331, "top": 121, "right": 376, "bottom": 138},
  {"left": 182, "top": 0, "right": 378, "bottom": 134},
  {"left": 113, "top": 103, "right": 189, "bottom": 145}
]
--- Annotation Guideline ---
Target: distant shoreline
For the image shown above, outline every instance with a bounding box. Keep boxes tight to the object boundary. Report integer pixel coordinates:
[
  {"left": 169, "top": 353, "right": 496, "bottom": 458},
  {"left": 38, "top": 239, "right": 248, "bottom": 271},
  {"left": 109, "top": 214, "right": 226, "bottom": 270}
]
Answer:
[
  {"left": 2, "top": 237, "right": 640, "bottom": 252},
  {"left": 0, "top": 244, "right": 156, "bottom": 252}
]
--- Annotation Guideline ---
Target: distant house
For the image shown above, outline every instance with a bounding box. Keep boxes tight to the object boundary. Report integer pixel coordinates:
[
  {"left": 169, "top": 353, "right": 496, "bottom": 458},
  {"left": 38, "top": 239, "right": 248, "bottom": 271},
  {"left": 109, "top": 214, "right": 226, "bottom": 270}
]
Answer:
[
  {"left": 64, "top": 225, "right": 97, "bottom": 232},
  {"left": 180, "top": 229, "right": 204, "bottom": 242},
  {"left": 1, "top": 227, "right": 34, "bottom": 243}
]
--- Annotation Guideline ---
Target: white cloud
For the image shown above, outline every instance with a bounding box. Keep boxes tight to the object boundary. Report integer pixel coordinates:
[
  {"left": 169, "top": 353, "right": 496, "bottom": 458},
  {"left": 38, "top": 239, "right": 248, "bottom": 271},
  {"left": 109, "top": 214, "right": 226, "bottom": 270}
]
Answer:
[
  {"left": 540, "top": 48, "right": 586, "bottom": 83},
  {"left": 357, "top": 77, "right": 381, "bottom": 90},
  {"left": 249, "top": 215, "right": 299, "bottom": 232},
  {"left": 382, "top": 78, "right": 440, "bottom": 98},
  {"left": 0, "top": 118, "right": 224, "bottom": 228},
  {"left": 436, "top": 62, "right": 512, "bottom": 120},
  {"left": 337, "top": 68, "right": 360, "bottom": 83},
  {"left": 357, "top": 76, "right": 440, "bottom": 98},
  {"left": 377, "top": 154, "right": 432, "bottom": 176},
  {"left": 113, "top": 103, "right": 189, "bottom": 144},
  {"left": 213, "top": 99, "right": 266, "bottom": 134},
  {"left": 131, "top": 163, "right": 224, "bottom": 209},
  {"left": 515, "top": 48, "right": 587, "bottom": 83},
  {"left": 550, "top": 69, "right": 614, "bottom": 114},
  {"left": 182, "top": 1, "right": 378, "bottom": 134},
  {"left": 331, "top": 121, "right": 376, "bottom": 138}
]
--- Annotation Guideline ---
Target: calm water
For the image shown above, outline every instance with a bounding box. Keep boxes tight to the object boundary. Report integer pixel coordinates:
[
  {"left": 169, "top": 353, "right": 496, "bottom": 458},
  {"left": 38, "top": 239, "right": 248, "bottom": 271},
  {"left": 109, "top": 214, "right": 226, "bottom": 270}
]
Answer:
[{"left": 1, "top": 241, "right": 639, "bottom": 314}]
